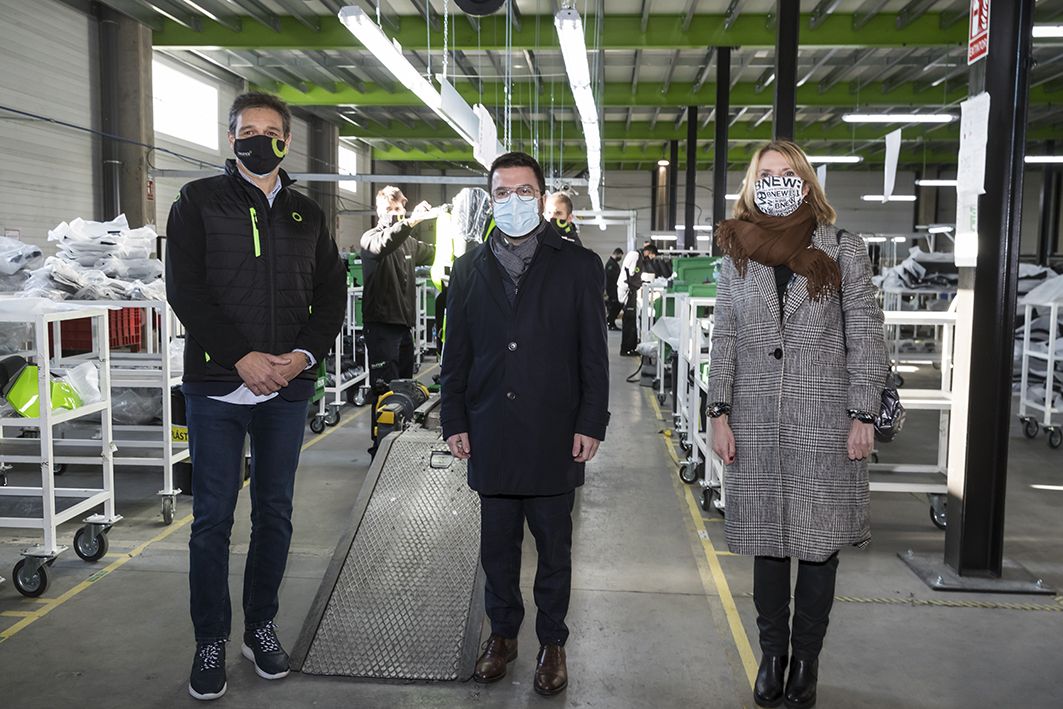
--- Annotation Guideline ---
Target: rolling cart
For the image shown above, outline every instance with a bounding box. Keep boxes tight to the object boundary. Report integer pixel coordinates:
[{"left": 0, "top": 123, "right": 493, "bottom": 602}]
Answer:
[
  {"left": 0, "top": 301, "right": 121, "bottom": 597},
  {"left": 1018, "top": 301, "right": 1062, "bottom": 449}
]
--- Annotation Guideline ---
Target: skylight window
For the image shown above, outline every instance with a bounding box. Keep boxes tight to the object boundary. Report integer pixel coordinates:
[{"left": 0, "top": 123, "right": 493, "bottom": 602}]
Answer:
[{"left": 152, "top": 59, "right": 219, "bottom": 150}]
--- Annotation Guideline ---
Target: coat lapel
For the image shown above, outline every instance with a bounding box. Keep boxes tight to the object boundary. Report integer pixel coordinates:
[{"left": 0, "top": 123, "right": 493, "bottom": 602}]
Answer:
[
  {"left": 783, "top": 224, "right": 842, "bottom": 323},
  {"left": 474, "top": 246, "right": 512, "bottom": 314},
  {"left": 747, "top": 260, "right": 782, "bottom": 324}
]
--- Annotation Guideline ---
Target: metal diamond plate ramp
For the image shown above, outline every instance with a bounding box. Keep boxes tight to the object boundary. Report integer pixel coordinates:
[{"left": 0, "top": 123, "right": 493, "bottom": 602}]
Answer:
[{"left": 293, "top": 428, "right": 484, "bottom": 681}]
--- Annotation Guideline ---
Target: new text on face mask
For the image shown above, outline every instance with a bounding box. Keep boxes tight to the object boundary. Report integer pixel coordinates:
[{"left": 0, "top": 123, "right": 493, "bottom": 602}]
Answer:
[{"left": 753, "top": 175, "right": 805, "bottom": 217}]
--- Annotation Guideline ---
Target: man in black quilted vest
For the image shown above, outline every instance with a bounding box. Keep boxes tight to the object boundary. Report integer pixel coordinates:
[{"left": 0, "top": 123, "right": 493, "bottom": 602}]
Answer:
[{"left": 165, "top": 92, "right": 346, "bottom": 702}]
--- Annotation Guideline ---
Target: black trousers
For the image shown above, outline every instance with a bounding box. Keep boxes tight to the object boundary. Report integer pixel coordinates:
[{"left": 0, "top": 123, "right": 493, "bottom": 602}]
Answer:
[
  {"left": 364, "top": 322, "right": 414, "bottom": 394},
  {"left": 620, "top": 294, "right": 639, "bottom": 354},
  {"left": 606, "top": 297, "right": 622, "bottom": 326},
  {"left": 479, "top": 491, "right": 576, "bottom": 646},
  {"left": 753, "top": 553, "right": 840, "bottom": 661}
]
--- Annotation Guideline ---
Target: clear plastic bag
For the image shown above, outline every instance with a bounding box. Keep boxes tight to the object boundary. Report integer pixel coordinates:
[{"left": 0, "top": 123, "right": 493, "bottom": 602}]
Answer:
[
  {"left": 111, "top": 387, "right": 163, "bottom": 425},
  {"left": 0, "top": 236, "right": 43, "bottom": 275},
  {"left": 63, "top": 361, "right": 102, "bottom": 405}
]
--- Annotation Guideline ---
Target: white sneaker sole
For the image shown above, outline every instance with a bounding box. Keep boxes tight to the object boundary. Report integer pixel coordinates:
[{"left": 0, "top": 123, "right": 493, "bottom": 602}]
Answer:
[
  {"left": 188, "top": 682, "right": 227, "bottom": 701},
  {"left": 241, "top": 642, "right": 290, "bottom": 680}
]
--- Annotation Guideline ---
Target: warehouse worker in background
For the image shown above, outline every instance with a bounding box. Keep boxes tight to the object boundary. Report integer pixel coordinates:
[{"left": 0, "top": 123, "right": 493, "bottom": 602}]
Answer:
[
  {"left": 544, "top": 191, "right": 582, "bottom": 245},
  {"left": 441, "top": 151, "right": 610, "bottom": 697},
  {"left": 604, "top": 247, "right": 624, "bottom": 331},
  {"left": 166, "top": 92, "right": 346, "bottom": 702},
  {"left": 360, "top": 186, "right": 436, "bottom": 453}
]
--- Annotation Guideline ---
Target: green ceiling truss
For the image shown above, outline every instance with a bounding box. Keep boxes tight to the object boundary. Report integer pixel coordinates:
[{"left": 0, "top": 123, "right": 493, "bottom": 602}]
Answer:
[{"left": 153, "top": 13, "right": 967, "bottom": 51}]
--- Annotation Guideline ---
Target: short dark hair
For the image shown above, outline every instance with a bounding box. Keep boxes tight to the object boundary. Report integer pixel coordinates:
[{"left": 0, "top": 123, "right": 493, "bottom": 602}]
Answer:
[
  {"left": 488, "top": 151, "right": 547, "bottom": 195},
  {"left": 376, "top": 185, "right": 407, "bottom": 206},
  {"left": 228, "top": 92, "right": 292, "bottom": 136},
  {"left": 642, "top": 244, "right": 659, "bottom": 255},
  {"left": 547, "top": 192, "right": 574, "bottom": 214},
  {"left": 612, "top": 248, "right": 624, "bottom": 256}
]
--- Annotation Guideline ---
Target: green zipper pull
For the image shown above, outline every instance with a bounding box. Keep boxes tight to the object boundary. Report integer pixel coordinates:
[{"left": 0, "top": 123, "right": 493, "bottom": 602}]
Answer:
[{"left": 249, "top": 207, "right": 261, "bottom": 257}]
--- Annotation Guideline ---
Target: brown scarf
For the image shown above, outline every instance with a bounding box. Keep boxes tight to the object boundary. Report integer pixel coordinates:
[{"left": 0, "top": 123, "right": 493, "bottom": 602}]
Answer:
[{"left": 715, "top": 203, "right": 841, "bottom": 300}]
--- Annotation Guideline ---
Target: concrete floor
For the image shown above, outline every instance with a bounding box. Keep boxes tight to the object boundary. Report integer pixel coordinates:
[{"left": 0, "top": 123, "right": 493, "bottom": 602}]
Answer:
[{"left": 1, "top": 335, "right": 1062, "bottom": 708}]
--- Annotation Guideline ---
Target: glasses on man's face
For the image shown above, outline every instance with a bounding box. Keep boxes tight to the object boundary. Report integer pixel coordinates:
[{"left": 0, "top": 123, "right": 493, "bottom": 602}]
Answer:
[{"left": 492, "top": 184, "right": 540, "bottom": 202}]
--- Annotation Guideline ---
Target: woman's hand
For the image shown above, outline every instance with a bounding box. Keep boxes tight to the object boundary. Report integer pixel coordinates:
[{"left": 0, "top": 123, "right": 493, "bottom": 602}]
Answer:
[
  {"left": 847, "top": 420, "right": 875, "bottom": 460},
  {"left": 711, "top": 416, "right": 736, "bottom": 464}
]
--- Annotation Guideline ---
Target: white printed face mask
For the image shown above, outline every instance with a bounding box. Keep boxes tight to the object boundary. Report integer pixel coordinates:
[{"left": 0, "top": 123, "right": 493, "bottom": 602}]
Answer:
[{"left": 753, "top": 175, "right": 805, "bottom": 217}]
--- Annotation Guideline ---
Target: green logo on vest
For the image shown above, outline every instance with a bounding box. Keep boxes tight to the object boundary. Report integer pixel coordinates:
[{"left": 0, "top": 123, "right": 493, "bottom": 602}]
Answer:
[{"left": 292, "top": 211, "right": 303, "bottom": 222}]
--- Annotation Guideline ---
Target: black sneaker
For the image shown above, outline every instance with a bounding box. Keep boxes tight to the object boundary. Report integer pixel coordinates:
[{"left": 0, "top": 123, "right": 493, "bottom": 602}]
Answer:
[
  {"left": 188, "top": 640, "right": 227, "bottom": 701},
  {"left": 241, "top": 622, "right": 290, "bottom": 680}
]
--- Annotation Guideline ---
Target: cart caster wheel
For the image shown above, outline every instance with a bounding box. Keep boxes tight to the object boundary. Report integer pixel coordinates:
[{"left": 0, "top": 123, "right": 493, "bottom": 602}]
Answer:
[
  {"left": 656, "top": 392, "right": 667, "bottom": 405},
  {"left": 1023, "top": 419, "right": 1039, "bottom": 439},
  {"left": 162, "top": 496, "right": 176, "bottom": 525},
  {"left": 1049, "top": 429, "right": 1062, "bottom": 449},
  {"left": 353, "top": 387, "right": 370, "bottom": 407},
  {"left": 701, "top": 487, "right": 717, "bottom": 512},
  {"left": 325, "top": 409, "right": 340, "bottom": 427},
  {"left": 53, "top": 463, "right": 66, "bottom": 476},
  {"left": 309, "top": 417, "right": 326, "bottom": 434},
  {"left": 678, "top": 461, "right": 698, "bottom": 484},
  {"left": 73, "top": 526, "right": 108, "bottom": 562},
  {"left": 929, "top": 495, "right": 947, "bottom": 530},
  {"left": 13, "top": 559, "right": 48, "bottom": 598}
]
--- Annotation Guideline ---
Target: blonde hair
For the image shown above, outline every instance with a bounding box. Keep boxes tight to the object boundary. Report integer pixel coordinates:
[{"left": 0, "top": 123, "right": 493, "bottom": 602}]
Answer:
[{"left": 732, "top": 141, "right": 837, "bottom": 225}]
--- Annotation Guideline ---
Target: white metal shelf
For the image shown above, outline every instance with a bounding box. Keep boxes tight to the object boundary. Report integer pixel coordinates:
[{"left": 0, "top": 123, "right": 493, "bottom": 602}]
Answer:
[{"left": 1018, "top": 301, "right": 1062, "bottom": 449}]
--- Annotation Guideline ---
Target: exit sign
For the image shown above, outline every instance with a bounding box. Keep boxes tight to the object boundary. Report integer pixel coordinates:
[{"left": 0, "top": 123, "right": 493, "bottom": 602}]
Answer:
[{"left": 968, "top": 0, "right": 990, "bottom": 65}]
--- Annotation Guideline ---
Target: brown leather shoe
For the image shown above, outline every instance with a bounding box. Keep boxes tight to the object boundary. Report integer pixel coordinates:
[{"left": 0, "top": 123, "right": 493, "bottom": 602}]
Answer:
[
  {"left": 473, "top": 634, "right": 518, "bottom": 683},
  {"left": 533, "top": 644, "right": 568, "bottom": 696}
]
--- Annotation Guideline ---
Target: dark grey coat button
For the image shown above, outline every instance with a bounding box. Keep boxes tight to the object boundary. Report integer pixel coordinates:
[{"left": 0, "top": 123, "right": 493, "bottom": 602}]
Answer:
[
  {"left": 508, "top": 342, "right": 518, "bottom": 351},
  {"left": 772, "top": 348, "right": 783, "bottom": 360},
  {"left": 507, "top": 391, "right": 517, "bottom": 400}
]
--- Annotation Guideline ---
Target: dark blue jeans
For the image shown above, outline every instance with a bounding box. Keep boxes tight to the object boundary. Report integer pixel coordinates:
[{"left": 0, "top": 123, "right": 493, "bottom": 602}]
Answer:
[
  {"left": 479, "top": 491, "right": 576, "bottom": 646},
  {"left": 185, "top": 393, "right": 309, "bottom": 642}
]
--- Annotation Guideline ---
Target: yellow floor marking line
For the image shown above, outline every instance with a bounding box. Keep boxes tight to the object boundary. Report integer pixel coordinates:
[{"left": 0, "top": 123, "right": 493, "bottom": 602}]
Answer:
[
  {"left": 1, "top": 610, "right": 39, "bottom": 618},
  {"left": 646, "top": 389, "right": 759, "bottom": 688},
  {"left": 0, "top": 390, "right": 380, "bottom": 645}
]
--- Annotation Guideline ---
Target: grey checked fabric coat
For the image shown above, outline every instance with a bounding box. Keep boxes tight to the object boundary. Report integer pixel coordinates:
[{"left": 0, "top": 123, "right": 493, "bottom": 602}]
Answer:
[{"left": 707, "top": 224, "right": 889, "bottom": 562}]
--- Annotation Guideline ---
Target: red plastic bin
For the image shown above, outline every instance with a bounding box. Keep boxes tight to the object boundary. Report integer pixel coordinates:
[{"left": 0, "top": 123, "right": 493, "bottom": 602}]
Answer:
[{"left": 58, "top": 307, "right": 143, "bottom": 353}]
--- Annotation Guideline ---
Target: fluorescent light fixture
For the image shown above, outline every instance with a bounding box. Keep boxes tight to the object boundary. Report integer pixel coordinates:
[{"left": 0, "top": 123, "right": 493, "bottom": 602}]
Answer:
[
  {"left": 696, "top": 235, "right": 713, "bottom": 241},
  {"left": 657, "top": 159, "right": 670, "bottom": 167},
  {"left": 892, "top": 236, "right": 907, "bottom": 242},
  {"left": 675, "top": 224, "right": 713, "bottom": 231},
  {"left": 338, "top": 6, "right": 501, "bottom": 168},
  {"left": 842, "top": 113, "right": 956, "bottom": 124},
  {"left": 928, "top": 225, "right": 954, "bottom": 234},
  {"left": 915, "top": 179, "right": 958, "bottom": 187},
  {"left": 804, "top": 155, "right": 863, "bottom": 164},
  {"left": 555, "top": 8, "right": 605, "bottom": 230},
  {"left": 861, "top": 194, "right": 918, "bottom": 202},
  {"left": 1031, "top": 484, "right": 1063, "bottom": 491},
  {"left": 1025, "top": 156, "right": 1063, "bottom": 164},
  {"left": 865, "top": 236, "right": 887, "bottom": 243},
  {"left": 1032, "top": 25, "right": 1063, "bottom": 38},
  {"left": 651, "top": 234, "right": 678, "bottom": 241},
  {"left": 725, "top": 193, "right": 740, "bottom": 200}
]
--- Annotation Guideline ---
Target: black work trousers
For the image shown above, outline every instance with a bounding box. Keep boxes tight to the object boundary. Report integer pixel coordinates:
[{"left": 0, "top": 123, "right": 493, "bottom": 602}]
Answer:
[
  {"left": 606, "top": 297, "right": 622, "bottom": 327},
  {"left": 479, "top": 491, "right": 576, "bottom": 646},
  {"left": 364, "top": 322, "right": 414, "bottom": 394},
  {"left": 753, "top": 553, "right": 840, "bottom": 661},
  {"left": 620, "top": 293, "right": 639, "bottom": 354}
]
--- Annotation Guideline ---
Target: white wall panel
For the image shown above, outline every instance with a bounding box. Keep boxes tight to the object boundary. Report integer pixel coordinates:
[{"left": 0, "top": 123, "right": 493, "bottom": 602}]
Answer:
[{"left": 0, "top": 0, "right": 98, "bottom": 253}]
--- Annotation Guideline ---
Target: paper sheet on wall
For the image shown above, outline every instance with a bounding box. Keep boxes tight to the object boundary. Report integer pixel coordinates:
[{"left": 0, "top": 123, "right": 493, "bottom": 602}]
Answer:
[
  {"left": 816, "top": 164, "right": 827, "bottom": 191},
  {"left": 883, "top": 128, "right": 902, "bottom": 203},
  {"left": 957, "top": 91, "right": 991, "bottom": 196}
]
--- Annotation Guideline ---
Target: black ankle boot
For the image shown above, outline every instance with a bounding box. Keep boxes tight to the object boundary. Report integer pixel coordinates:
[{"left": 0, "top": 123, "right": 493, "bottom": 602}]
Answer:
[
  {"left": 754, "top": 655, "right": 788, "bottom": 707},
  {"left": 784, "top": 658, "right": 818, "bottom": 709}
]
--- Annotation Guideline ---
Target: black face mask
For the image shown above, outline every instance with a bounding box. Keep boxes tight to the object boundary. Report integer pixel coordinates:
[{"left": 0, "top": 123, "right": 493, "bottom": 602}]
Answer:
[{"left": 234, "top": 134, "right": 288, "bottom": 176}]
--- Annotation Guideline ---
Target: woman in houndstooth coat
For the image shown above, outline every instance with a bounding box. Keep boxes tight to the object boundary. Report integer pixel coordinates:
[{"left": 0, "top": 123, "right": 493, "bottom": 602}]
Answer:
[{"left": 706, "top": 141, "right": 888, "bottom": 709}]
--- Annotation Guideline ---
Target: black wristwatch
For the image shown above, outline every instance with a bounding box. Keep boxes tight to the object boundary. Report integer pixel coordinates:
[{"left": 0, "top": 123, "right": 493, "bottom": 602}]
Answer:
[
  {"left": 847, "top": 409, "right": 876, "bottom": 424},
  {"left": 707, "top": 402, "right": 732, "bottom": 419}
]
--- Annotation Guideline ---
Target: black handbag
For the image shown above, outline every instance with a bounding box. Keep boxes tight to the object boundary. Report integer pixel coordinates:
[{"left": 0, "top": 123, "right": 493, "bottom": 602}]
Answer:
[{"left": 875, "top": 384, "right": 906, "bottom": 443}]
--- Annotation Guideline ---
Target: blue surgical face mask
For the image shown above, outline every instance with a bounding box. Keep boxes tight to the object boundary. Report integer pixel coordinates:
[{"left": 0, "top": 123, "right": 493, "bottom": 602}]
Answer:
[{"left": 492, "top": 195, "right": 541, "bottom": 237}]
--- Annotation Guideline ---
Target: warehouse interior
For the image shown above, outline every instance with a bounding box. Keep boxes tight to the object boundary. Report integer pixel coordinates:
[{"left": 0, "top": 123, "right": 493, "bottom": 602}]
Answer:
[{"left": 1, "top": 1, "right": 1063, "bottom": 707}]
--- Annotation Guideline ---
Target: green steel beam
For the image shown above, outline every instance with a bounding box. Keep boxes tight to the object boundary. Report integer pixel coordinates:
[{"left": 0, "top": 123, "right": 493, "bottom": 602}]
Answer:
[
  {"left": 343, "top": 120, "right": 1062, "bottom": 143},
  {"left": 265, "top": 79, "right": 1011, "bottom": 108},
  {"left": 153, "top": 13, "right": 966, "bottom": 50},
  {"left": 371, "top": 144, "right": 963, "bottom": 165}
]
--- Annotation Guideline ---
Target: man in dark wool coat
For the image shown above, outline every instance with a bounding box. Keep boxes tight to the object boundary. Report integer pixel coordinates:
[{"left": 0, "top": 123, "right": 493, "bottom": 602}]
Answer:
[{"left": 440, "top": 151, "right": 610, "bottom": 698}]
